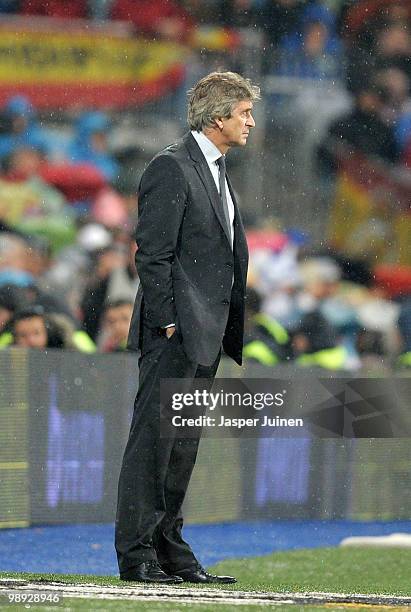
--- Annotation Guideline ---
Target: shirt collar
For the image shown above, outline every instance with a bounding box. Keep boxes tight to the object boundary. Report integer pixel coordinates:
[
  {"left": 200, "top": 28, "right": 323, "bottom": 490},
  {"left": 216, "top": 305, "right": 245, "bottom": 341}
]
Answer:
[{"left": 191, "top": 130, "right": 222, "bottom": 164}]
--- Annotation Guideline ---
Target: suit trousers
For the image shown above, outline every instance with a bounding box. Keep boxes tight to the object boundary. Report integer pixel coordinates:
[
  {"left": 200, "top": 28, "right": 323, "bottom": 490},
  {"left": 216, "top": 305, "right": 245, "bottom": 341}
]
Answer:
[{"left": 115, "top": 320, "right": 221, "bottom": 574}]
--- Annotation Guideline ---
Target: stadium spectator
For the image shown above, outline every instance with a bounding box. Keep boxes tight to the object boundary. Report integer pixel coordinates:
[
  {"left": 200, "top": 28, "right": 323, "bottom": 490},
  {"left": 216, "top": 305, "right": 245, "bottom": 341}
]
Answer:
[
  {"left": 374, "top": 21, "right": 411, "bottom": 82},
  {"left": 292, "top": 310, "right": 348, "bottom": 370},
  {"left": 0, "top": 232, "right": 31, "bottom": 278},
  {"left": 47, "top": 311, "right": 96, "bottom": 351},
  {"left": 5, "top": 305, "right": 95, "bottom": 350},
  {"left": 80, "top": 243, "right": 129, "bottom": 341},
  {"left": 87, "top": 0, "right": 114, "bottom": 20},
  {"left": 0, "top": 232, "right": 79, "bottom": 323},
  {"left": 92, "top": 187, "right": 129, "bottom": 228},
  {"left": 275, "top": 4, "right": 343, "bottom": 82},
  {"left": 68, "top": 112, "right": 119, "bottom": 183},
  {"left": 99, "top": 298, "right": 133, "bottom": 352},
  {"left": 0, "top": 0, "right": 20, "bottom": 13},
  {"left": 20, "top": 0, "right": 87, "bottom": 18},
  {"left": 297, "top": 257, "right": 342, "bottom": 313},
  {"left": 0, "top": 148, "right": 76, "bottom": 248},
  {"left": 217, "top": 0, "right": 259, "bottom": 29},
  {"left": 341, "top": 1, "right": 411, "bottom": 93},
  {"left": 23, "top": 235, "right": 53, "bottom": 279},
  {"left": 374, "top": 67, "right": 411, "bottom": 152},
  {"left": 0, "top": 96, "right": 52, "bottom": 161},
  {"left": 0, "top": 285, "right": 29, "bottom": 345},
  {"left": 397, "top": 298, "right": 411, "bottom": 367},
  {"left": 10, "top": 306, "right": 49, "bottom": 349},
  {"left": 317, "top": 83, "right": 400, "bottom": 175},
  {"left": 110, "top": 0, "right": 194, "bottom": 40},
  {"left": 356, "top": 328, "right": 386, "bottom": 369},
  {"left": 294, "top": 257, "right": 360, "bottom": 367},
  {"left": 258, "top": 0, "right": 313, "bottom": 51},
  {"left": 243, "top": 286, "right": 291, "bottom": 366}
]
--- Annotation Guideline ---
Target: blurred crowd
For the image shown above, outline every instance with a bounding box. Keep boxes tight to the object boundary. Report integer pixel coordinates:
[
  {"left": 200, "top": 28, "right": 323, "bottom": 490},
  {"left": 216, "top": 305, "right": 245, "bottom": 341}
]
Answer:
[
  {"left": 2, "top": 1, "right": 411, "bottom": 166},
  {"left": 0, "top": 93, "right": 139, "bottom": 352},
  {"left": 246, "top": 231, "right": 411, "bottom": 371},
  {"left": 0, "top": 0, "right": 410, "bottom": 370}
]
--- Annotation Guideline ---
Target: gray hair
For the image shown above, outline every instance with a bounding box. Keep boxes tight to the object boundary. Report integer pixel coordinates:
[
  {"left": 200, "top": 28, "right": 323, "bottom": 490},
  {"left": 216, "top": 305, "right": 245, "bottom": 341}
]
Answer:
[{"left": 187, "top": 71, "right": 260, "bottom": 131}]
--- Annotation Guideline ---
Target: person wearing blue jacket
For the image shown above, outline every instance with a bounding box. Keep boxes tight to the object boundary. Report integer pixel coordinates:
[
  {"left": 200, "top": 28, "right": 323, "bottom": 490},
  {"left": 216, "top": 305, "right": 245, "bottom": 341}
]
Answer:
[
  {"left": 0, "top": 96, "right": 52, "bottom": 161},
  {"left": 68, "top": 111, "right": 119, "bottom": 182}
]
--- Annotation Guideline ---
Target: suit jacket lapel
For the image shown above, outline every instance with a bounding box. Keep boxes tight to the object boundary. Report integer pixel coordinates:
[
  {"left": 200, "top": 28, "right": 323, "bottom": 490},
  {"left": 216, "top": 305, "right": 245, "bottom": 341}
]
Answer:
[{"left": 184, "top": 133, "right": 232, "bottom": 247}]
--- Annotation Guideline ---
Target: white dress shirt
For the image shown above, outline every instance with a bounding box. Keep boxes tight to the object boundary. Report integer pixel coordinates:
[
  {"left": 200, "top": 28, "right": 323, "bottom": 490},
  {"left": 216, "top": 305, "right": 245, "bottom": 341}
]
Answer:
[{"left": 191, "top": 130, "right": 234, "bottom": 248}]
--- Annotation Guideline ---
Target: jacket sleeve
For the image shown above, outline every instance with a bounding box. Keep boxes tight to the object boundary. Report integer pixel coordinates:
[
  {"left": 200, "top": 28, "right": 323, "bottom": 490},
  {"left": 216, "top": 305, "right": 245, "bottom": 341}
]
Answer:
[{"left": 135, "top": 154, "right": 188, "bottom": 328}]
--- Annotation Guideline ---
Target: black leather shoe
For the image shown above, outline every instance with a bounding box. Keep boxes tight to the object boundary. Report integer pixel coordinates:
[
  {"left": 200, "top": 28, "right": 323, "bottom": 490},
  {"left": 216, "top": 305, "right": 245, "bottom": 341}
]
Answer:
[
  {"left": 174, "top": 563, "right": 236, "bottom": 584},
  {"left": 120, "top": 561, "right": 183, "bottom": 584}
]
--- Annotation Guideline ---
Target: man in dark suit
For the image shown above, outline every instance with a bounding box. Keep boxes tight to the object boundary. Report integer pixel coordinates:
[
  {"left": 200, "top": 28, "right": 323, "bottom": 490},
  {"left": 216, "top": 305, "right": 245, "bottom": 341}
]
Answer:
[{"left": 115, "top": 71, "right": 260, "bottom": 585}]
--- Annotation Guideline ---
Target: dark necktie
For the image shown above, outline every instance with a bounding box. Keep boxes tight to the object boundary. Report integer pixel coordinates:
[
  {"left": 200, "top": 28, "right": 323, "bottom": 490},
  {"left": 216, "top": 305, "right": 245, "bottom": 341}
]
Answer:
[{"left": 216, "top": 155, "right": 232, "bottom": 244}]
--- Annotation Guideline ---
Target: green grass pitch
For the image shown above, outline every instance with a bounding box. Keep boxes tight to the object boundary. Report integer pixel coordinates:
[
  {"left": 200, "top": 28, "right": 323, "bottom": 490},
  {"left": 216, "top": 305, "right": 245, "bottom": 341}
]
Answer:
[{"left": 1, "top": 547, "right": 410, "bottom": 610}]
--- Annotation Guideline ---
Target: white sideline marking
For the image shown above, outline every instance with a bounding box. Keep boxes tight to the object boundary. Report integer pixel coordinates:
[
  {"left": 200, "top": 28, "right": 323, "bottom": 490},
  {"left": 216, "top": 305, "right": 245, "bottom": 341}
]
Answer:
[{"left": 0, "top": 579, "right": 410, "bottom": 607}]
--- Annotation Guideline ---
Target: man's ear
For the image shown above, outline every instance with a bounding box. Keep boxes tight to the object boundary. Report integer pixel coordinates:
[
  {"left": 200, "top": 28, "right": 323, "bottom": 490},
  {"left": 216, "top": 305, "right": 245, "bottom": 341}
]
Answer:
[{"left": 214, "top": 117, "right": 224, "bottom": 130}]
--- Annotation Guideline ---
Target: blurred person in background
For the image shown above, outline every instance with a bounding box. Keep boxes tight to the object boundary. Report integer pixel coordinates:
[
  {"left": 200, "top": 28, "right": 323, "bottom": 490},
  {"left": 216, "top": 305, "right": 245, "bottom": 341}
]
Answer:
[
  {"left": 217, "top": 0, "right": 260, "bottom": 29},
  {"left": 276, "top": 3, "right": 343, "bottom": 82},
  {"left": 397, "top": 298, "right": 411, "bottom": 367},
  {"left": 0, "top": 232, "right": 79, "bottom": 323},
  {"left": 243, "top": 286, "right": 291, "bottom": 366},
  {"left": 9, "top": 306, "right": 50, "bottom": 349},
  {"left": 42, "top": 222, "right": 113, "bottom": 318},
  {"left": 317, "top": 82, "right": 400, "bottom": 175},
  {"left": 374, "top": 20, "right": 411, "bottom": 82},
  {"left": 297, "top": 257, "right": 342, "bottom": 315},
  {"left": 296, "top": 257, "right": 360, "bottom": 368},
  {"left": 355, "top": 282, "right": 400, "bottom": 360},
  {"left": 342, "top": 0, "right": 411, "bottom": 93},
  {"left": 47, "top": 311, "right": 96, "bottom": 351},
  {"left": 258, "top": 0, "right": 313, "bottom": 54},
  {"left": 292, "top": 310, "right": 347, "bottom": 370},
  {"left": 355, "top": 327, "right": 386, "bottom": 369},
  {"left": 68, "top": 111, "right": 119, "bottom": 183},
  {"left": 374, "top": 67, "right": 411, "bottom": 153},
  {"left": 0, "top": 96, "right": 52, "bottom": 161},
  {"left": 88, "top": 0, "right": 114, "bottom": 20},
  {"left": 0, "top": 147, "right": 76, "bottom": 247},
  {"left": 23, "top": 235, "right": 53, "bottom": 280},
  {"left": 0, "top": 285, "right": 29, "bottom": 346},
  {"left": 99, "top": 298, "right": 133, "bottom": 352},
  {"left": 80, "top": 244, "right": 120, "bottom": 339},
  {"left": 5, "top": 305, "right": 95, "bottom": 351},
  {"left": 0, "top": 232, "right": 31, "bottom": 276},
  {"left": 0, "top": 0, "right": 20, "bottom": 13},
  {"left": 80, "top": 242, "right": 131, "bottom": 341}
]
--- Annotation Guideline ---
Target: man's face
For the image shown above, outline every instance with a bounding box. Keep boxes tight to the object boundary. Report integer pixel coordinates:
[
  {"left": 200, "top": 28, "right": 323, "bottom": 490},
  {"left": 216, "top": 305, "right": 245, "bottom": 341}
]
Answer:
[
  {"left": 14, "top": 316, "right": 48, "bottom": 349},
  {"left": 220, "top": 99, "right": 255, "bottom": 148},
  {"left": 104, "top": 304, "right": 133, "bottom": 345}
]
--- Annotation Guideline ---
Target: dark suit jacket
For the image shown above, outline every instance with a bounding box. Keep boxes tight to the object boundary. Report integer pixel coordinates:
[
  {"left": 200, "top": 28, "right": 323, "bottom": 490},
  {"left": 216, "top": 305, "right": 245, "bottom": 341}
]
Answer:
[{"left": 127, "top": 132, "right": 249, "bottom": 366}]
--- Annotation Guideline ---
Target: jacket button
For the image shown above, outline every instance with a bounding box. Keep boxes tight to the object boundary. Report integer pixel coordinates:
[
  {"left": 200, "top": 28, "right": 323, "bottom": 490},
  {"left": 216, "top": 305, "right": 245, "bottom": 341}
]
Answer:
[{"left": 221, "top": 299, "right": 230, "bottom": 305}]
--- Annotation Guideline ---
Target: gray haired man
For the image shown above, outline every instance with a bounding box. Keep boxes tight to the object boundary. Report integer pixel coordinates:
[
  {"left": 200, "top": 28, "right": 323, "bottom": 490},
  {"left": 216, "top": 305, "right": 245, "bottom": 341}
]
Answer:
[{"left": 115, "top": 72, "right": 259, "bottom": 584}]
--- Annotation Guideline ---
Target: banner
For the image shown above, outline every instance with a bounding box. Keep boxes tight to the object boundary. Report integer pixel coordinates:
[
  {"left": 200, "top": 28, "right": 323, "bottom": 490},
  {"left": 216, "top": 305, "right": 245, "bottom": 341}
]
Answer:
[{"left": 0, "top": 25, "right": 186, "bottom": 108}]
